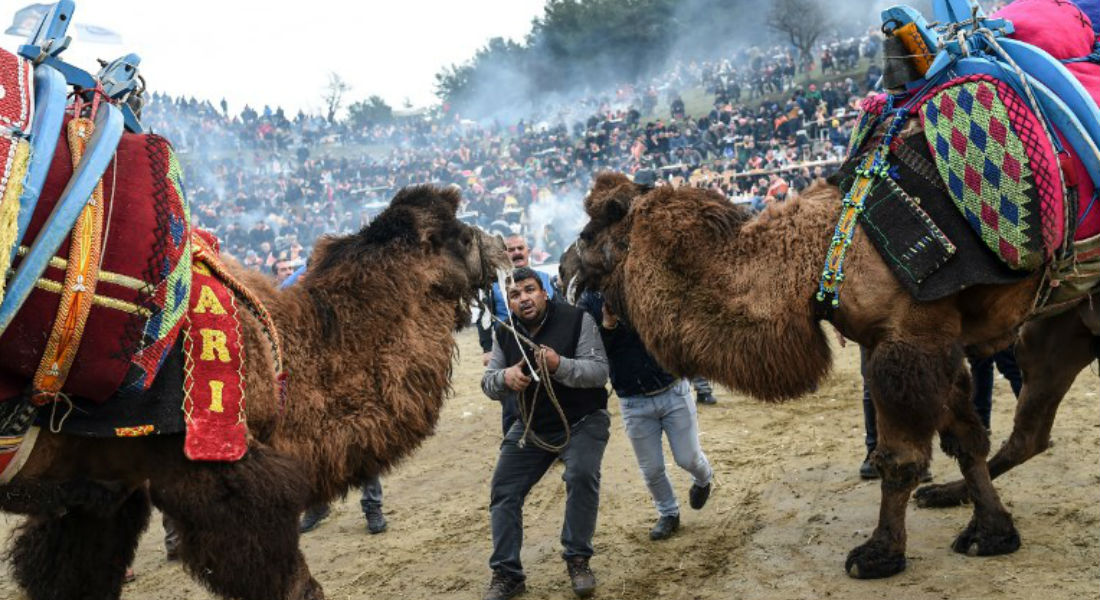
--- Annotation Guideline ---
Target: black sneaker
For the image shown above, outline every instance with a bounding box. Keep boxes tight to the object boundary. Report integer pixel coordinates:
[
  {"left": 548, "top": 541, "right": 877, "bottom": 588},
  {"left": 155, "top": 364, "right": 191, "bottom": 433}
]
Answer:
[
  {"left": 696, "top": 392, "right": 717, "bottom": 405},
  {"left": 365, "top": 504, "right": 387, "bottom": 534},
  {"left": 565, "top": 557, "right": 596, "bottom": 598},
  {"left": 649, "top": 514, "right": 680, "bottom": 540},
  {"left": 859, "top": 452, "right": 879, "bottom": 480},
  {"left": 299, "top": 504, "right": 331, "bottom": 534},
  {"left": 689, "top": 481, "right": 711, "bottom": 509},
  {"left": 483, "top": 570, "right": 526, "bottom": 600}
]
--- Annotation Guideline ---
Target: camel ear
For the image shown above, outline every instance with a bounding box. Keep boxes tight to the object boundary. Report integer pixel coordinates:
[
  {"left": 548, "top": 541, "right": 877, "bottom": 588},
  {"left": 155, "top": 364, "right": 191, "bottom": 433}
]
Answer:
[{"left": 439, "top": 185, "right": 462, "bottom": 215}]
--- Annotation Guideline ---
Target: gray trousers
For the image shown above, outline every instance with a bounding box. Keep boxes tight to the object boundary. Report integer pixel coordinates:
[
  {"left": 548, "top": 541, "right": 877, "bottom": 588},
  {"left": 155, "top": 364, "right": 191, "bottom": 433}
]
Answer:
[{"left": 488, "top": 410, "right": 611, "bottom": 580}]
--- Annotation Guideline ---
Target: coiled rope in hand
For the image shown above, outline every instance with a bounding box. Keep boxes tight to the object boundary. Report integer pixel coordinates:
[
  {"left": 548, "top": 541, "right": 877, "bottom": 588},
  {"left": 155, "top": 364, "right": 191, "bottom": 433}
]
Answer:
[{"left": 485, "top": 311, "right": 572, "bottom": 452}]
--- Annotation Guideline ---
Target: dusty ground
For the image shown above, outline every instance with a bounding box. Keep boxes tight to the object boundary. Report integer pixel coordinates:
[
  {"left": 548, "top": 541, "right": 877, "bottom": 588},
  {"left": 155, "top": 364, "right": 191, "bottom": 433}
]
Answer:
[{"left": 2, "top": 331, "right": 1097, "bottom": 600}]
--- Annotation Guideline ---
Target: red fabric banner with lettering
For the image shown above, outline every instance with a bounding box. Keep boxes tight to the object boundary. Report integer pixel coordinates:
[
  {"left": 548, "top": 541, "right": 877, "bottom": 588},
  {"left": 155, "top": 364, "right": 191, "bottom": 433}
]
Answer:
[{"left": 182, "top": 259, "right": 247, "bottom": 461}]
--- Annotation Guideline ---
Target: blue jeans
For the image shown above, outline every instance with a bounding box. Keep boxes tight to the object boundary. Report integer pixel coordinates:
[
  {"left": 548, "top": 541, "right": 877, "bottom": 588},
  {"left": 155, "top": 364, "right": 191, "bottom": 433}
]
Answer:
[
  {"left": 501, "top": 397, "right": 519, "bottom": 436},
  {"left": 969, "top": 348, "right": 1022, "bottom": 430},
  {"left": 620, "top": 379, "right": 713, "bottom": 517},
  {"left": 488, "top": 410, "right": 611, "bottom": 580}
]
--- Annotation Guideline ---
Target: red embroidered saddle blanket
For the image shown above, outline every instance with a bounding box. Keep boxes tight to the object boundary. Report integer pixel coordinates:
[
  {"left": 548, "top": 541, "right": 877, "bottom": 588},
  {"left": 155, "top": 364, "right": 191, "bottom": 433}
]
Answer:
[{"left": 0, "top": 124, "right": 192, "bottom": 403}]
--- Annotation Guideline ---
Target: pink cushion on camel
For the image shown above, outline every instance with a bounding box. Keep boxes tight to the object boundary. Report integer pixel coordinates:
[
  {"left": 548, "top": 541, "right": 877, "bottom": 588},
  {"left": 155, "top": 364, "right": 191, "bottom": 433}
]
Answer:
[{"left": 997, "top": 0, "right": 1100, "bottom": 238}]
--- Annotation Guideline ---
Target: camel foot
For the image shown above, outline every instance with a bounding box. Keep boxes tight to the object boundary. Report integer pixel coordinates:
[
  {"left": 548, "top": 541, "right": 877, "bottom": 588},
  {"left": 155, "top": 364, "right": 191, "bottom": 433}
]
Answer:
[
  {"left": 951, "top": 519, "right": 1021, "bottom": 556},
  {"left": 914, "top": 480, "right": 970, "bottom": 508},
  {"left": 295, "top": 576, "right": 325, "bottom": 600},
  {"left": 845, "top": 539, "right": 907, "bottom": 579}
]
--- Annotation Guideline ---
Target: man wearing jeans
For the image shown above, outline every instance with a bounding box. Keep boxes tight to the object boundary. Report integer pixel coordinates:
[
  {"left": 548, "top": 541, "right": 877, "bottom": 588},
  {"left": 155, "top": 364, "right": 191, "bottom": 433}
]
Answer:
[
  {"left": 481, "top": 267, "right": 610, "bottom": 600},
  {"left": 579, "top": 291, "right": 713, "bottom": 540}
]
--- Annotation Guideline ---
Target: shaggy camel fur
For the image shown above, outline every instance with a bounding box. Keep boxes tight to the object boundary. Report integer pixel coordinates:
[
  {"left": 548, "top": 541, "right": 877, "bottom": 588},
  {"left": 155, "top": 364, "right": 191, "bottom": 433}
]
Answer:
[
  {"left": 574, "top": 171, "right": 1097, "bottom": 579},
  {"left": 1, "top": 185, "right": 508, "bottom": 600}
]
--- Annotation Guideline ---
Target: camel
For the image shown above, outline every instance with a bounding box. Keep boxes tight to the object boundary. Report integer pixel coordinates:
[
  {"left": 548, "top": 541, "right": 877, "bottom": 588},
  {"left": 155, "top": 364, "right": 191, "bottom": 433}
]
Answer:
[
  {"left": 572, "top": 171, "right": 1097, "bottom": 579},
  {"left": 0, "top": 184, "right": 508, "bottom": 600}
]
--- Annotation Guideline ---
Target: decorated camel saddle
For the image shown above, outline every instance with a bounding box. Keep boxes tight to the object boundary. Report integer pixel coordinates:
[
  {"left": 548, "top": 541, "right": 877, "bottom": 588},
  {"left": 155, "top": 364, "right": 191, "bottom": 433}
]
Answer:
[
  {"left": 0, "top": 1, "right": 281, "bottom": 481},
  {"left": 823, "top": 0, "right": 1100, "bottom": 316}
]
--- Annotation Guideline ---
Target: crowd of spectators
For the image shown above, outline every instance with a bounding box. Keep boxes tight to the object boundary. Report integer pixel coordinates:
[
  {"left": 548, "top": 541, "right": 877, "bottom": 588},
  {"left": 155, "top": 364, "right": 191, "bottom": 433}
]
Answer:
[{"left": 141, "top": 31, "right": 883, "bottom": 273}]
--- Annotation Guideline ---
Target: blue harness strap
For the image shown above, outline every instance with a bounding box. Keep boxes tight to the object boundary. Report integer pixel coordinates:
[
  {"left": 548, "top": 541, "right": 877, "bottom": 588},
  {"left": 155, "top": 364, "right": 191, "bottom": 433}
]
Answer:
[
  {"left": 996, "top": 38, "right": 1100, "bottom": 153},
  {"left": 0, "top": 104, "right": 124, "bottom": 337},
  {"left": 11, "top": 64, "right": 66, "bottom": 265}
]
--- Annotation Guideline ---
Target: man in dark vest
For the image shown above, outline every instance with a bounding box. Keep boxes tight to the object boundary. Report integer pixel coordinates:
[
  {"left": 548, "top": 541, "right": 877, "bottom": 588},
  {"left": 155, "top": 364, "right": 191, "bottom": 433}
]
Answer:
[{"left": 481, "top": 267, "right": 610, "bottom": 600}]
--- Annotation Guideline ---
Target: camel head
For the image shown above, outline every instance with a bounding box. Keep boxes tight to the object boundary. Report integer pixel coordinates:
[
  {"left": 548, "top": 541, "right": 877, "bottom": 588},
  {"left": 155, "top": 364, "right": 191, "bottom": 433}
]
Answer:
[
  {"left": 307, "top": 185, "right": 508, "bottom": 321},
  {"left": 574, "top": 172, "right": 648, "bottom": 310}
]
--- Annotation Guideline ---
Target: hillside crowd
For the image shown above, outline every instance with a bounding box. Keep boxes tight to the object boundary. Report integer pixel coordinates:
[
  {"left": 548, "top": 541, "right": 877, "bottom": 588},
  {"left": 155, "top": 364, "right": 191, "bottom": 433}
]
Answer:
[{"left": 142, "top": 31, "right": 882, "bottom": 273}]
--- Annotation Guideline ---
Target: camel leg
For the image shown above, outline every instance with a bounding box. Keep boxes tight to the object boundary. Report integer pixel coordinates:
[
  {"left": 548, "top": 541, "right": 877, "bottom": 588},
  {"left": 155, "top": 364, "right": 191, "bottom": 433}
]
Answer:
[
  {"left": 845, "top": 340, "right": 951, "bottom": 579},
  {"left": 915, "top": 307, "right": 1096, "bottom": 508},
  {"left": 930, "top": 363, "right": 1021, "bottom": 556},
  {"left": 150, "top": 444, "right": 323, "bottom": 600},
  {"left": 7, "top": 486, "right": 151, "bottom": 600}
]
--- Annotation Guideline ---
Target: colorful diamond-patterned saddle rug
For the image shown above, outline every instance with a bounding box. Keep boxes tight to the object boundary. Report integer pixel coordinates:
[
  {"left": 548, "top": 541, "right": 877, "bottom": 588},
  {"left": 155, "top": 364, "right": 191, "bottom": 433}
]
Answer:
[{"left": 918, "top": 74, "right": 1057, "bottom": 271}]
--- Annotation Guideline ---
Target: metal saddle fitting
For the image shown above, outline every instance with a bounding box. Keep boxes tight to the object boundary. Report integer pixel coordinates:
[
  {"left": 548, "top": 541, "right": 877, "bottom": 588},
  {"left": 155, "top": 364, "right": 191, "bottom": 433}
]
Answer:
[
  {"left": 95, "top": 53, "right": 143, "bottom": 133},
  {"left": 17, "top": 0, "right": 144, "bottom": 134}
]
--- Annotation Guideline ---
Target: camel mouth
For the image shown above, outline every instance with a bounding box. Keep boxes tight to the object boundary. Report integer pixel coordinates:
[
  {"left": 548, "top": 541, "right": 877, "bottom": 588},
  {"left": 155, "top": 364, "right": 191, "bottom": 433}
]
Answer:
[{"left": 471, "top": 229, "right": 510, "bottom": 289}]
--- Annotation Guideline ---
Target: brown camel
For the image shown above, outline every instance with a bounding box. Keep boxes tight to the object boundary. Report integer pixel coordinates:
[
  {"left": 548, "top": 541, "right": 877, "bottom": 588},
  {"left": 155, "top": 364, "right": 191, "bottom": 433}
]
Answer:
[
  {"left": 573, "top": 171, "right": 1097, "bottom": 579},
  {"left": 0, "top": 184, "right": 508, "bottom": 600}
]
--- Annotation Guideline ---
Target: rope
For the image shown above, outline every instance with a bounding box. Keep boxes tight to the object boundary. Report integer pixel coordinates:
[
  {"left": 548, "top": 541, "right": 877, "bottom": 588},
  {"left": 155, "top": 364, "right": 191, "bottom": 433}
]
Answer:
[{"left": 484, "top": 307, "right": 572, "bottom": 452}]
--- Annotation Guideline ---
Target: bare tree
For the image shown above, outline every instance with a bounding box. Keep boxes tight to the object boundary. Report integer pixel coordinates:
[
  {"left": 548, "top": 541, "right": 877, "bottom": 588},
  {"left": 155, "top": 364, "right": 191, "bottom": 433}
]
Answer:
[
  {"left": 322, "top": 72, "right": 351, "bottom": 123},
  {"left": 767, "top": 0, "right": 830, "bottom": 65}
]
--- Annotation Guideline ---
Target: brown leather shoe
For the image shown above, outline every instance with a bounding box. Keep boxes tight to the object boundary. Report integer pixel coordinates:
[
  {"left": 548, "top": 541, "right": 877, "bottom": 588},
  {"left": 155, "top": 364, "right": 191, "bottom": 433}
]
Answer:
[{"left": 565, "top": 557, "right": 596, "bottom": 598}]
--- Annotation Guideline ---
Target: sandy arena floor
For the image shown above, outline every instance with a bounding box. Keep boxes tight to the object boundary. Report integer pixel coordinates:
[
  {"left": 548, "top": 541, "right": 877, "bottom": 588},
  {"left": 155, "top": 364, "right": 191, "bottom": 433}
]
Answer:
[{"left": 2, "top": 330, "right": 1097, "bottom": 600}]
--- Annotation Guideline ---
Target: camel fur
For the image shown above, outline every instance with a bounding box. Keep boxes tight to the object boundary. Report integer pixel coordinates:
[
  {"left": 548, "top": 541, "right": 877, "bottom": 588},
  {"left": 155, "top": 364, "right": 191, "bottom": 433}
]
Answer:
[
  {"left": 0, "top": 184, "right": 508, "bottom": 600},
  {"left": 575, "top": 170, "right": 1096, "bottom": 580}
]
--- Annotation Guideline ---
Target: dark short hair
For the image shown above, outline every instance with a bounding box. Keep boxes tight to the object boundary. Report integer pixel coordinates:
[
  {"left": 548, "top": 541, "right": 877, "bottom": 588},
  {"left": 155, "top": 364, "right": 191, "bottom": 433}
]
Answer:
[{"left": 510, "top": 266, "right": 544, "bottom": 290}]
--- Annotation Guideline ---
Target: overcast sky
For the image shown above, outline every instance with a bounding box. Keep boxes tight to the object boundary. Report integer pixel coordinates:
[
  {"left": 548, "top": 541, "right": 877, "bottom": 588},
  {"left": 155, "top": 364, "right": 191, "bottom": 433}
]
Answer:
[{"left": 3, "top": 0, "right": 546, "bottom": 115}]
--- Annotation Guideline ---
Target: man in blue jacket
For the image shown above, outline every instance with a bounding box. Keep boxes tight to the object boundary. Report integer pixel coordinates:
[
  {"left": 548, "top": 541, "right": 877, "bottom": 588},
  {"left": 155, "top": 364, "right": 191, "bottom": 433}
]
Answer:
[{"left": 578, "top": 290, "right": 713, "bottom": 540}]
